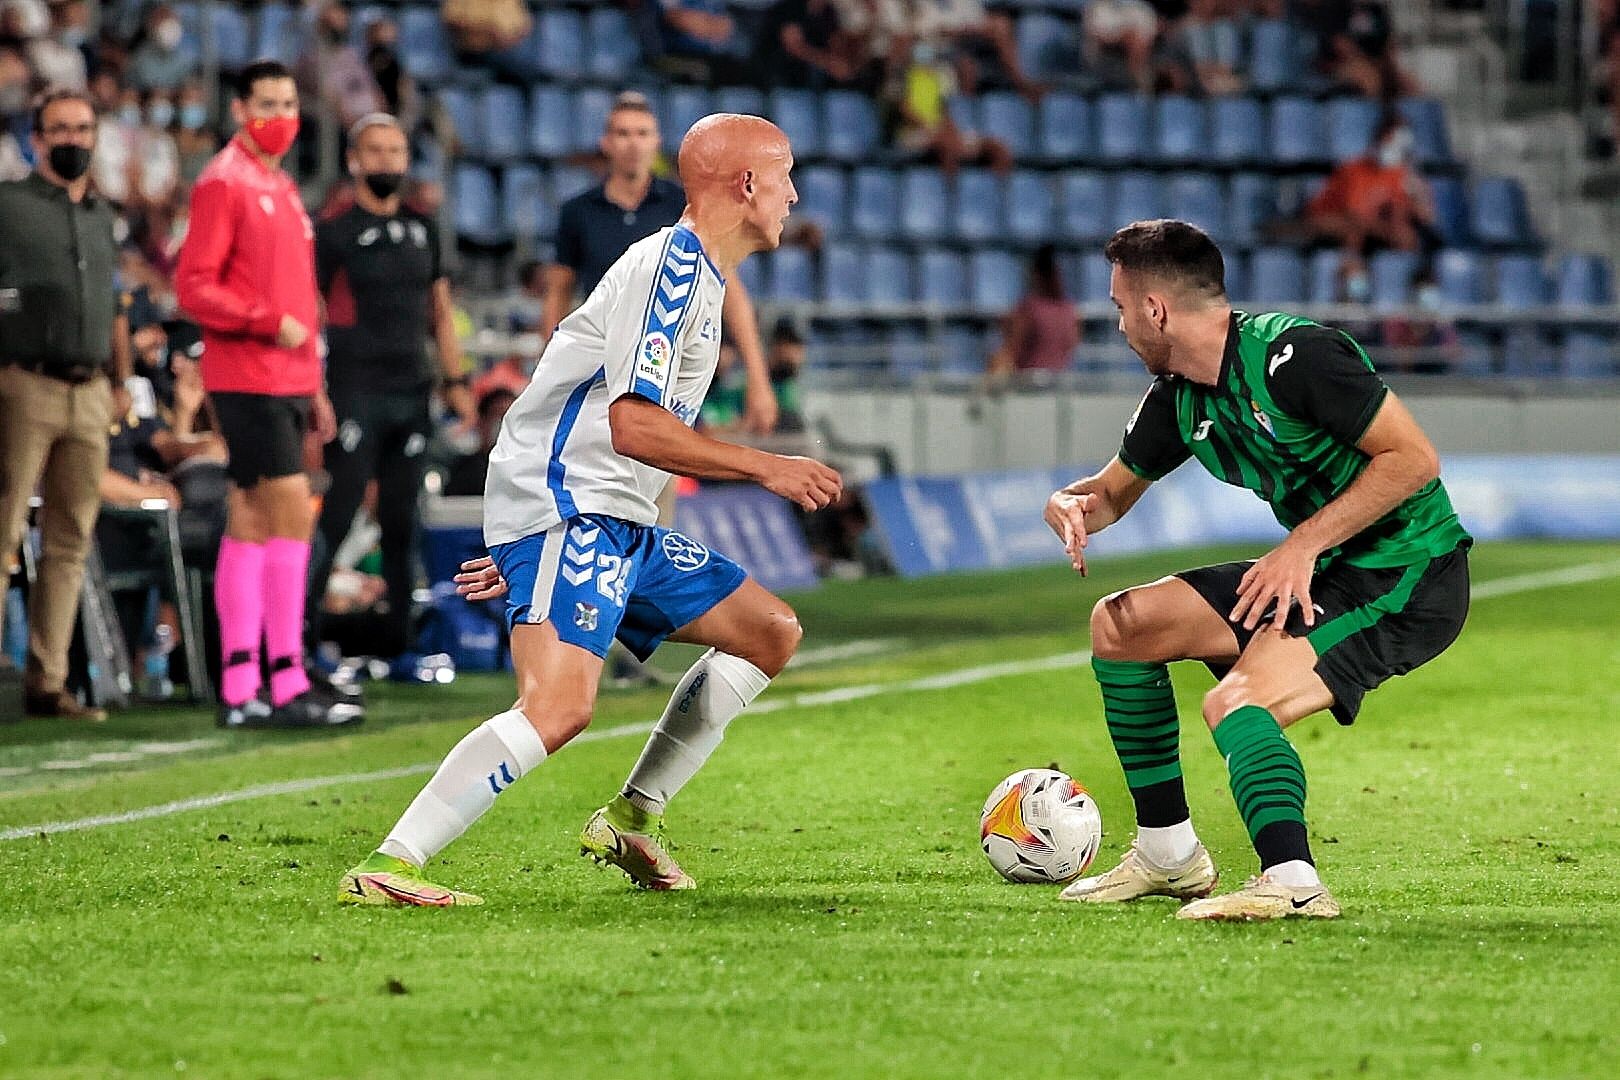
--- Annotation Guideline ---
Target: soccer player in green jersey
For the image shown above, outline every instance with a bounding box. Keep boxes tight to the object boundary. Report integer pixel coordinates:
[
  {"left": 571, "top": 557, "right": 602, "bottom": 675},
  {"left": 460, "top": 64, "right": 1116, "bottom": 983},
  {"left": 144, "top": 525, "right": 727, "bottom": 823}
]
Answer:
[{"left": 1047, "top": 221, "right": 1471, "bottom": 921}]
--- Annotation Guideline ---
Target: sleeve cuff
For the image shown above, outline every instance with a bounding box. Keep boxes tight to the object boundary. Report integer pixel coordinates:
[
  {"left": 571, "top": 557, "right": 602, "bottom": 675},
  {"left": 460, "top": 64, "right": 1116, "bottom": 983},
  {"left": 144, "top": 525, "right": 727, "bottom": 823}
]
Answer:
[{"left": 1346, "top": 383, "right": 1390, "bottom": 445}]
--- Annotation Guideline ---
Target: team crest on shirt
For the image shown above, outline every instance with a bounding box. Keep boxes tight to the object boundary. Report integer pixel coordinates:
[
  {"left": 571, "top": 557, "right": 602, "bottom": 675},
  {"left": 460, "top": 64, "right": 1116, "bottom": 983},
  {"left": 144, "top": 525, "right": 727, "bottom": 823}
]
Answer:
[
  {"left": 639, "top": 331, "right": 673, "bottom": 379},
  {"left": 1249, "top": 398, "right": 1275, "bottom": 437},
  {"left": 574, "top": 601, "right": 599, "bottom": 631}
]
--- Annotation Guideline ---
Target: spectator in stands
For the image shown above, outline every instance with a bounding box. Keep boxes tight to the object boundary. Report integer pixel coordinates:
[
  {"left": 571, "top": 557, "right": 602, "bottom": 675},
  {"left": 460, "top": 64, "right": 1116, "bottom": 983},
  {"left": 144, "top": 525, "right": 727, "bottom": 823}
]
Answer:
[
  {"left": 128, "top": 5, "right": 190, "bottom": 93},
  {"left": 893, "top": 41, "right": 1013, "bottom": 176},
  {"left": 650, "top": 0, "right": 757, "bottom": 84},
  {"left": 765, "top": 319, "right": 808, "bottom": 433},
  {"left": 1163, "top": 0, "right": 1246, "bottom": 96},
  {"left": 1083, "top": 0, "right": 1160, "bottom": 93},
  {"left": 985, "top": 245, "right": 1079, "bottom": 382},
  {"left": 1315, "top": 0, "right": 1417, "bottom": 101},
  {"left": 764, "top": 0, "right": 877, "bottom": 91},
  {"left": 828, "top": 0, "right": 911, "bottom": 84},
  {"left": 365, "top": 17, "right": 419, "bottom": 135},
  {"left": 441, "top": 0, "right": 541, "bottom": 85},
  {"left": 443, "top": 386, "right": 516, "bottom": 497},
  {"left": 910, "top": 0, "right": 1043, "bottom": 101},
  {"left": 299, "top": 3, "right": 385, "bottom": 132},
  {"left": 28, "top": 0, "right": 86, "bottom": 90},
  {"left": 0, "top": 43, "right": 30, "bottom": 180},
  {"left": 174, "top": 80, "right": 216, "bottom": 184}
]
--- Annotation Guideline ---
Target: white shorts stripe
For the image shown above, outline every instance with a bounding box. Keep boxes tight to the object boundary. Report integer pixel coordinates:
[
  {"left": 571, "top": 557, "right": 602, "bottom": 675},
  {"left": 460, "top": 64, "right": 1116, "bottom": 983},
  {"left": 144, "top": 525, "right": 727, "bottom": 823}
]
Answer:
[{"left": 526, "top": 526, "right": 566, "bottom": 625}]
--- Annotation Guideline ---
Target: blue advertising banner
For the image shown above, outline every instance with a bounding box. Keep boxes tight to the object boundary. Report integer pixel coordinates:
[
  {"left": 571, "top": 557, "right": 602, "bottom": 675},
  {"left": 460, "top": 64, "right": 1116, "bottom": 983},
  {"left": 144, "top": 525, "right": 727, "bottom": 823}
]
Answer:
[{"left": 676, "top": 484, "right": 821, "bottom": 593}]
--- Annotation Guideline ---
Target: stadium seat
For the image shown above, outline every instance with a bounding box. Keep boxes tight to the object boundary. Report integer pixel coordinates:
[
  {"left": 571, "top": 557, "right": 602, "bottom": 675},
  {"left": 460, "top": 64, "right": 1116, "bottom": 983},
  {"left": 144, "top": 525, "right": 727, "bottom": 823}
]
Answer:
[
  {"left": 1369, "top": 250, "right": 1419, "bottom": 310},
  {"left": 715, "top": 86, "right": 766, "bottom": 118},
  {"left": 899, "top": 167, "right": 950, "bottom": 243},
  {"left": 1153, "top": 96, "right": 1207, "bottom": 165},
  {"left": 662, "top": 87, "right": 713, "bottom": 143},
  {"left": 1563, "top": 331, "right": 1617, "bottom": 376},
  {"left": 980, "top": 92, "right": 1036, "bottom": 160},
  {"left": 820, "top": 243, "right": 866, "bottom": 305},
  {"left": 769, "top": 246, "right": 815, "bottom": 302},
  {"left": 529, "top": 86, "right": 571, "bottom": 160},
  {"left": 1397, "top": 97, "right": 1455, "bottom": 166},
  {"left": 255, "top": 3, "right": 305, "bottom": 65},
  {"left": 1434, "top": 248, "right": 1486, "bottom": 305},
  {"left": 1268, "top": 97, "right": 1326, "bottom": 166},
  {"left": 1227, "top": 173, "right": 1278, "bottom": 246},
  {"left": 1078, "top": 252, "right": 1114, "bottom": 304},
  {"left": 1166, "top": 173, "right": 1227, "bottom": 240},
  {"left": 940, "top": 323, "right": 988, "bottom": 374},
  {"left": 1209, "top": 96, "right": 1265, "bottom": 166},
  {"left": 1059, "top": 171, "right": 1110, "bottom": 242},
  {"left": 1005, "top": 171, "right": 1055, "bottom": 245},
  {"left": 1428, "top": 175, "right": 1471, "bottom": 247},
  {"left": 917, "top": 249, "right": 970, "bottom": 308},
  {"left": 795, "top": 166, "right": 848, "bottom": 236},
  {"left": 399, "top": 6, "right": 453, "bottom": 83},
  {"left": 865, "top": 247, "right": 913, "bottom": 305},
  {"left": 952, "top": 169, "right": 1003, "bottom": 244},
  {"left": 550, "top": 164, "right": 597, "bottom": 205},
  {"left": 1249, "top": 248, "right": 1307, "bottom": 304},
  {"left": 1222, "top": 250, "right": 1248, "bottom": 304},
  {"left": 535, "top": 9, "right": 585, "bottom": 81},
  {"left": 452, "top": 163, "right": 504, "bottom": 246},
  {"left": 1109, "top": 172, "right": 1164, "bottom": 229},
  {"left": 586, "top": 8, "right": 639, "bottom": 81},
  {"left": 206, "top": 5, "right": 252, "bottom": 70},
  {"left": 769, "top": 89, "right": 822, "bottom": 160},
  {"left": 1095, "top": 94, "right": 1149, "bottom": 163},
  {"left": 1016, "top": 13, "right": 1071, "bottom": 82},
  {"left": 887, "top": 323, "right": 937, "bottom": 379},
  {"left": 1308, "top": 249, "right": 1343, "bottom": 304},
  {"left": 439, "top": 86, "right": 482, "bottom": 158},
  {"left": 1471, "top": 176, "right": 1534, "bottom": 248},
  {"left": 735, "top": 252, "right": 765, "bottom": 301},
  {"left": 502, "top": 164, "right": 548, "bottom": 243},
  {"left": 1453, "top": 327, "right": 1495, "bottom": 375},
  {"left": 970, "top": 250, "right": 1024, "bottom": 310},
  {"left": 572, "top": 88, "right": 613, "bottom": 155},
  {"left": 823, "top": 91, "right": 881, "bottom": 163},
  {"left": 1500, "top": 326, "right": 1558, "bottom": 376},
  {"left": 1248, "top": 20, "right": 1297, "bottom": 94},
  {"left": 1327, "top": 97, "right": 1382, "bottom": 163},
  {"left": 945, "top": 95, "right": 977, "bottom": 136},
  {"left": 480, "top": 86, "right": 527, "bottom": 163},
  {"left": 349, "top": 5, "right": 388, "bottom": 50},
  {"left": 1494, "top": 254, "right": 1550, "bottom": 308},
  {"left": 1555, "top": 253, "right": 1614, "bottom": 306},
  {"left": 851, "top": 167, "right": 902, "bottom": 241},
  {"left": 1039, "top": 93, "right": 1092, "bottom": 163}
]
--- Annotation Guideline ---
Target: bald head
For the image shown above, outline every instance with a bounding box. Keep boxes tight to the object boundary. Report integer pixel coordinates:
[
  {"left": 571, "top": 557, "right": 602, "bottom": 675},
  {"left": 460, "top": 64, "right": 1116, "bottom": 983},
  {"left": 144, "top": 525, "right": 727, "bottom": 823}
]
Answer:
[{"left": 676, "top": 112, "right": 797, "bottom": 258}]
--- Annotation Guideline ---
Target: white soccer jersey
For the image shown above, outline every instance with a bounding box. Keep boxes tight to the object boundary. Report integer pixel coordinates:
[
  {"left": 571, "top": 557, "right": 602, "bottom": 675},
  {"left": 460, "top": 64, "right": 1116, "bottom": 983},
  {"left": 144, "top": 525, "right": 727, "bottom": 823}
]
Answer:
[{"left": 483, "top": 224, "right": 727, "bottom": 546}]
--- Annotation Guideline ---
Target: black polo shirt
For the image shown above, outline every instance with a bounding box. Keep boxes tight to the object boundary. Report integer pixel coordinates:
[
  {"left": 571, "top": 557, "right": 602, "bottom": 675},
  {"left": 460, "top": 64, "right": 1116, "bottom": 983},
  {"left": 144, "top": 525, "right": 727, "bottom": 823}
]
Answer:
[
  {"left": 554, "top": 176, "right": 685, "bottom": 296},
  {"left": 0, "top": 172, "right": 119, "bottom": 373}
]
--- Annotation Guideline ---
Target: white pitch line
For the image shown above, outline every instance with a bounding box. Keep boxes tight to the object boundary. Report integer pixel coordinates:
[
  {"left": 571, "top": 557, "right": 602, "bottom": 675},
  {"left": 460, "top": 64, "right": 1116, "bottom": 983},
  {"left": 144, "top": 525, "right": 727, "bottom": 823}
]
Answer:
[
  {"left": 786, "top": 637, "right": 902, "bottom": 668},
  {"left": 3, "top": 558, "right": 1617, "bottom": 843}
]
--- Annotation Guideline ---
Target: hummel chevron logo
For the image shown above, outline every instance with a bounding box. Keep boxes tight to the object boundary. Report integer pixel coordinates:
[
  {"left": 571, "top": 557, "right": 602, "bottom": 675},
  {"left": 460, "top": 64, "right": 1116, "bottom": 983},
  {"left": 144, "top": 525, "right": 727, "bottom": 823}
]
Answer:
[
  {"left": 658, "top": 277, "right": 692, "bottom": 302},
  {"left": 568, "top": 525, "right": 599, "bottom": 547},
  {"left": 564, "top": 544, "right": 594, "bottom": 567},
  {"left": 653, "top": 299, "right": 681, "bottom": 324},
  {"left": 562, "top": 565, "right": 593, "bottom": 586},
  {"left": 1268, "top": 343, "right": 1294, "bottom": 376},
  {"left": 664, "top": 255, "right": 696, "bottom": 279}
]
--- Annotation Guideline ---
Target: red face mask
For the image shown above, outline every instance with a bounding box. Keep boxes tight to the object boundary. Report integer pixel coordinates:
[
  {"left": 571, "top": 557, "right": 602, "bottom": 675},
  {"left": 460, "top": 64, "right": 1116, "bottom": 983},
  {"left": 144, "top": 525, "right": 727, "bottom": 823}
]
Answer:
[{"left": 245, "top": 114, "right": 299, "bottom": 156}]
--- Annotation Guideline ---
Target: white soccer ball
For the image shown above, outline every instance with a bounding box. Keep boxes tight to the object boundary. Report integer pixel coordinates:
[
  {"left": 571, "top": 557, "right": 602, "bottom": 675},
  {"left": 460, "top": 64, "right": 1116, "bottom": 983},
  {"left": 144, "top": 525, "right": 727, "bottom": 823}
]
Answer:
[{"left": 979, "top": 768, "right": 1103, "bottom": 884}]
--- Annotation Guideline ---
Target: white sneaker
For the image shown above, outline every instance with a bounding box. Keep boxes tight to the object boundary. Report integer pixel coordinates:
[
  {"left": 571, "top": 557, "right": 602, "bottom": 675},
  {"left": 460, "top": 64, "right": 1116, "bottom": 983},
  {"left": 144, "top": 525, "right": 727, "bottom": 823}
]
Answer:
[
  {"left": 1175, "top": 873, "right": 1341, "bottom": 921},
  {"left": 1058, "top": 841, "right": 1219, "bottom": 903}
]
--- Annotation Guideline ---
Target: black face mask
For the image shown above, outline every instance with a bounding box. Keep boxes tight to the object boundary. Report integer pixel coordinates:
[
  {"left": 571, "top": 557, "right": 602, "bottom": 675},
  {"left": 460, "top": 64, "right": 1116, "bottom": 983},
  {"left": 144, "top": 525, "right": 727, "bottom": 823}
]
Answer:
[
  {"left": 362, "top": 172, "right": 405, "bottom": 200},
  {"left": 48, "top": 143, "right": 92, "bottom": 181}
]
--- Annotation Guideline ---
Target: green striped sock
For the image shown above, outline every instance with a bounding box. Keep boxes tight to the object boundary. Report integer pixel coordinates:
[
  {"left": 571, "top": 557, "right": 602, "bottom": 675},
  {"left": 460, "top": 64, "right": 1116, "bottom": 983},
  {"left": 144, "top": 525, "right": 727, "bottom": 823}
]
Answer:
[
  {"left": 1092, "top": 657, "right": 1188, "bottom": 827},
  {"left": 1212, "top": 705, "right": 1308, "bottom": 844}
]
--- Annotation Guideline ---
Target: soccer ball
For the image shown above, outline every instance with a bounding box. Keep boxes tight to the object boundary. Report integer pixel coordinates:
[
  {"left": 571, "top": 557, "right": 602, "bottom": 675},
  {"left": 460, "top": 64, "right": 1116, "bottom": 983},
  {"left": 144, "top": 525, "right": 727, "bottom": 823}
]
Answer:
[{"left": 979, "top": 769, "right": 1102, "bottom": 884}]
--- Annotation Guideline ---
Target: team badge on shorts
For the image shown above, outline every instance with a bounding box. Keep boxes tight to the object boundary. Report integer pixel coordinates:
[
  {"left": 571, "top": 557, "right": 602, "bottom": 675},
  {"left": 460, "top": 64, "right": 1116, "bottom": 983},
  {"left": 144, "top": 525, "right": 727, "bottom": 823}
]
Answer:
[
  {"left": 661, "top": 532, "right": 710, "bottom": 572},
  {"left": 574, "top": 601, "right": 600, "bottom": 631}
]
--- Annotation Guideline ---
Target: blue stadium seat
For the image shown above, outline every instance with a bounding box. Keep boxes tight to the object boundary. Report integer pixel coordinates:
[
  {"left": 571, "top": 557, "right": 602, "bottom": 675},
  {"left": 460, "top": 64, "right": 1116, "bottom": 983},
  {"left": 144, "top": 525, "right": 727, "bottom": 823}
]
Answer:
[
  {"left": 572, "top": 88, "right": 613, "bottom": 155},
  {"left": 917, "top": 249, "right": 970, "bottom": 308},
  {"left": 481, "top": 86, "right": 527, "bottom": 163},
  {"left": 529, "top": 86, "right": 571, "bottom": 159},
  {"left": 769, "top": 246, "right": 815, "bottom": 302},
  {"left": 1109, "top": 172, "right": 1164, "bottom": 229},
  {"left": 452, "top": 164, "right": 503, "bottom": 246},
  {"left": 1369, "top": 250, "right": 1419, "bottom": 310},
  {"left": 1209, "top": 96, "right": 1265, "bottom": 165},
  {"left": 1095, "top": 94, "right": 1149, "bottom": 163},
  {"left": 1397, "top": 97, "right": 1454, "bottom": 165},
  {"left": 1227, "top": 173, "right": 1277, "bottom": 246},
  {"left": 1222, "top": 250, "right": 1248, "bottom": 304},
  {"left": 1471, "top": 176, "right": 1534, "bottom": 248},
  {"left": 1078, "top": 253, "right": 1113, "bottom": 304},
  {"left": 1005, "top": 171, "right": 1055, "bottom": 244},
  {"left": 1039, "top": 93, "right": 1091, "bottom": 163},
  {"left": 535, "top": 9, "right": 585, "bottom": 81},
  {"left": 1016, "top": 13, "right": 1071, "bottom": 82},
  {"left": 820, "top": 243, "right": 865, "bottom": 305},
  {"left": 207, "top": 5, "right": 252, "bottom": 70},
  {"left": 952, "top": 169, "right": 1003, "bottom": 244},
  {"left": 823, "top": 91, "right": 881, "bottom": 163},
  {"left": 399, "top": 7, "right": 453, "bottom": 83},
  {"left": 1500, "top": 326, "right": 1558, "bottom": 376},
  {"left": 980, "top": 92, "right": 1036, "bottom": 160},
  {"left": 970, "top": 250, "right": 1024, "bottom": 310},
  {"left": 735, "top": 251, "right": 765, "bottom": 301},
  {"left": 1563, "top": 331, "right": 1617, "bottom": 376},
  {"left": 1434, "top": 248, "right": 1486, "bottom": 305},
  {"left": 795, "top": 166, "right": 848, "bottom": 236},
  {"left": 1268, "top": 97, "right": 1326, "bottom": 166},
  {"left": 1248, "top": 20, "right": 1297, "bottom": 94},
  {"left": 1059, "top": 172, "right": 1109, "bottom": 242},
  {"left": 769, "top": 90, "right": 821, "bottom": 160},
  {"left": 888, "top": 324, "right": 937, "bottom": 379},
  {"left": 440, "top": 86, "right": 482, "bottom": 158},
  {"left": 1428, "top": 175, "right": 1471, "bottom": 247},
  {"left": 255, "top": 3, "right": 305, "bottom": 65},
  {"left": 1327, "top": 97, "right": 1382, "bottom": 163},
  {"left": 715, "top": 86, "right": 766, "bottom": 117},
  {"left": 1250, "top": 248, "right": 1307, "bottom": 304},
  {"left": 899, "top": 167, "right": 949, "bottom": 243},
  {"left": 1494, "top": 254, "right": 1550, "bottom": 308},
  {"left": 945, "top": 95, "right": 977, "bottom": 135},
  {"left": 502, "top": 164, "right": 548, "bottom": 242},
  {"left": 587, "top": 8, "right": 639, "bottom": 81},
  {"left": 349, "top": 5, "right": 389, "bottom": 50},
  {"left": 550, "top": 164, "right": 597, "bottom": 205},
  {"left": 1153, "top": 96, "right": 1207, "bottom": 164},
  {"left": 851, "top": 167, "right": 902, "bottom": 241},
  {"left": 1308, "top": 249, "right": 1343, "bottom": 303},
  {"left": 1555, "top": 253, "right": 1613, "bottom": 305},
  {"left": 1166, "top": 173, "right": 1226, "bottom": 240},
  {"left": 663, "top": 87, "right": 713, "bottom": 143},
  {"left": 865, "top": 247, "right": 913, "bottom": 305}
]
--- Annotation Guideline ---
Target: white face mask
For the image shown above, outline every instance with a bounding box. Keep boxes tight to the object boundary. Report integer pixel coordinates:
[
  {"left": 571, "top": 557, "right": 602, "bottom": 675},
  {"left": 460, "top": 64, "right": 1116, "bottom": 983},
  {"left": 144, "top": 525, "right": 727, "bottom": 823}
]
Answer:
[
  {"left": 155, "top": 20, "right": 183, "bottom": 51},
  {"left": 1376, "top": 128, "right": 1413, "bottom": 169}
]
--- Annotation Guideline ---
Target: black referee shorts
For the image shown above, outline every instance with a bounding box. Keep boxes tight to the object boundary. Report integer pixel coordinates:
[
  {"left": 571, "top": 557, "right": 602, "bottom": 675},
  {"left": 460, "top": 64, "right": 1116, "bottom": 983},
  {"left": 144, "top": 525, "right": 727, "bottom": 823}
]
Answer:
[
  {"left": 209, "top": 392, "right": 311, "bottom": 488},
  {"left": 1178, "top": 543, "right": 1471, "bottom": 725}
]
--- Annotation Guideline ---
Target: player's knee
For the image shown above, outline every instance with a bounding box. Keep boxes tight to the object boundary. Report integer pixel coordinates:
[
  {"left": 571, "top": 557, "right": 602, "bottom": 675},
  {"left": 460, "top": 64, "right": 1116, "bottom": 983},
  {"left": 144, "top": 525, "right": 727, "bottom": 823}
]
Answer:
[
  {"left": 1089, "top": 591, "right": 1144, "bottom": 660},
  {"left": 517, "top": 694, "right": 593, "bottom": 748},
  {"left": 1202, "top": 678, "right": 1252, "bottom": 731},
  {"left": 754, "top": 608, "right": 802, "bottom": 677}
]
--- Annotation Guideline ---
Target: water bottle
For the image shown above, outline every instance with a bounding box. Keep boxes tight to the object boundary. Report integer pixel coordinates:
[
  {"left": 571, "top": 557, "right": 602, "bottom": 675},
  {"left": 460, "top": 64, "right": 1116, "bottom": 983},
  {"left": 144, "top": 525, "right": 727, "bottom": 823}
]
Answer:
[{"left": 143, "top": 622, "right": 176, "bottom": 701}]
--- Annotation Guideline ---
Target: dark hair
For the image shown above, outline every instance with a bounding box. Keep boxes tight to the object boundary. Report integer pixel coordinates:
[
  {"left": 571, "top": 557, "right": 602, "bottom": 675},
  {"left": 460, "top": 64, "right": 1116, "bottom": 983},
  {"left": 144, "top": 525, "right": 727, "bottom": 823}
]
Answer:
[
  {"left": 518, "top": 259, "right": 545, "bottom": 290},
  {"left": 31, "top": 87, "right": 95, "bottom": 134},
  {"left": 1103, "top": 219, "right": 1226, "bottom": 300},
  {"left": 1029, "top": 244, "right": 1065, "bottom": 301},
  {"left": 235, "top": 58, "right": 295, "bottom": 101},
  {"left": 770, "top": 317, "right": 802, "bottom": 345},
  {"left": 609, "top": 90, "right": 656, "bottom": 120}
]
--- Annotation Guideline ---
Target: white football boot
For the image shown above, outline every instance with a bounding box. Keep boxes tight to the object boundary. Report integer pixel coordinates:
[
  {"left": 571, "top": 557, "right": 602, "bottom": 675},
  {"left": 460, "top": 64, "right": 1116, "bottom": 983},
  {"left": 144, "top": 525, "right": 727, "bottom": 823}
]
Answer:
[{"left": 1058, "top": 840, "right": 1219, "bottom": 903}]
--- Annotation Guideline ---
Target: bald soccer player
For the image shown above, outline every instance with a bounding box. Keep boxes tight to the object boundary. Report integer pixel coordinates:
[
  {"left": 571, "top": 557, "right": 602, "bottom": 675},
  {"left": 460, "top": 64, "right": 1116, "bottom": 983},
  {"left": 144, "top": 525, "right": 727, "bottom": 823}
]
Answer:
[{"left": 339, "top": 115, "right": 841, "bottom": 907}]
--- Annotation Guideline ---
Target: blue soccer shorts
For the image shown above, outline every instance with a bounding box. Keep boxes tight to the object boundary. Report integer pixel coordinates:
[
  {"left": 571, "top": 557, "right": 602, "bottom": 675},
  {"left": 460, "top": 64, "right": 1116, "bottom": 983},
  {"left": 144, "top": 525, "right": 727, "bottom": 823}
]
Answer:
[{"left": 489, "top": 514, "right": 748, "bottom": 661}]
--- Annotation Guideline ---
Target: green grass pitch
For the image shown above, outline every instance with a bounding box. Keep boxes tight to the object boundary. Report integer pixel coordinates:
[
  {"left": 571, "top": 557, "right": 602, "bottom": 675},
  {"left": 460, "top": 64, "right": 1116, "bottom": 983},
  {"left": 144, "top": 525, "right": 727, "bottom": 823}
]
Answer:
[{"left": 1, "top": 540, "right": 1617, "bottom": 1078}]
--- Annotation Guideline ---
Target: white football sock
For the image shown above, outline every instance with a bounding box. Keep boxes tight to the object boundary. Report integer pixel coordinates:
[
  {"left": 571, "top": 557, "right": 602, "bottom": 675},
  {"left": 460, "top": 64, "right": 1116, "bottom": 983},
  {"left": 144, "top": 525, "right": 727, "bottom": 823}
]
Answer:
[
  {"left": 379, "top": 709, "right": 546, "bottom": 867},
  {"left": 1137, "top": 820, "right": 1200, "bottom": 867},
  {"left": 1264, "top": 859, "right": 1322, "bottom": 888},
  {"left": 622, "top": 649, "right": 771, "bottom": 814}
]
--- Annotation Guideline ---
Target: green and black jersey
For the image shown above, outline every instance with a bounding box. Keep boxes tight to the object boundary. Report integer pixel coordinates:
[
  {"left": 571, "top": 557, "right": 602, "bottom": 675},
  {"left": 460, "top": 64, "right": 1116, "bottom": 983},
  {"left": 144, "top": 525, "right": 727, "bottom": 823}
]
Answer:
[{"left": 1118, "top": 310, "right": 1471, "bottom": 569}]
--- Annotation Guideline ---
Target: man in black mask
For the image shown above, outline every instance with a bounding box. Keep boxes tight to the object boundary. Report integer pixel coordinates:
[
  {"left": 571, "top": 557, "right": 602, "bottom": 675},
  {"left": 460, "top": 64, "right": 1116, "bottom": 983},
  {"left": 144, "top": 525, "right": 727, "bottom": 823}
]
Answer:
[{"left": 306, "top": 113, "right": 474, "bottom": 668}]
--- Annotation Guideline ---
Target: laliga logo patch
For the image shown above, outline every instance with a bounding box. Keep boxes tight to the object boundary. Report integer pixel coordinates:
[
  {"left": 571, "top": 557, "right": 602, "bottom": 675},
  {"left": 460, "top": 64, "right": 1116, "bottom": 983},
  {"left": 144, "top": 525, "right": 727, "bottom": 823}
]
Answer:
[
  {"left": 574, "top": 601, "right": 599, "bottom": 631},
  {"left": 639, "top": 331, "right": 672, "bottom": 379},
  {"left": 661, "top": 532, "right": 710, "bottom": 572}
]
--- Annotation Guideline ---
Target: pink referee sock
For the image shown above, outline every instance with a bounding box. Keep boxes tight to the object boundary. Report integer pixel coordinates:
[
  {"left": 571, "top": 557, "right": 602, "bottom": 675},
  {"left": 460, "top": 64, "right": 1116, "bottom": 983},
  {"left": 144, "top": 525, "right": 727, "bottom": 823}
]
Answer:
[
  {"left": 262, "top": 537, "right": 312, "bottom": 706},
  {"left": 215, "top": 537, "right": 265, "bottom": 707}
]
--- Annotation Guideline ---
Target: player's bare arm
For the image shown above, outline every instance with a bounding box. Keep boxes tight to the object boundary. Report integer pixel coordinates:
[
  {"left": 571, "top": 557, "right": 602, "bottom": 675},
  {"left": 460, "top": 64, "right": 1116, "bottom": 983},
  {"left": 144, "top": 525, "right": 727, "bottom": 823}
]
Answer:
[
  {"left": 1229, "top": 391, "right": 1441, "bottom": 630},
  {"left": 608, "top": 395, "right": 840, "bottom": 511},
  {"left": 1044, "top": 457, "right": 1152, "bottom": 575}
]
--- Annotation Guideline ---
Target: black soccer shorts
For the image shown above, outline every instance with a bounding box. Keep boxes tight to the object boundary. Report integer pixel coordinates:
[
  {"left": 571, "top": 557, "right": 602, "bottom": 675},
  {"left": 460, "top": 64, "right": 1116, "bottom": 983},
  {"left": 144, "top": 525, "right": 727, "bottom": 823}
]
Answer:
[{"left": 209, "top": 391, "right": 311, "bottom": 488}]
